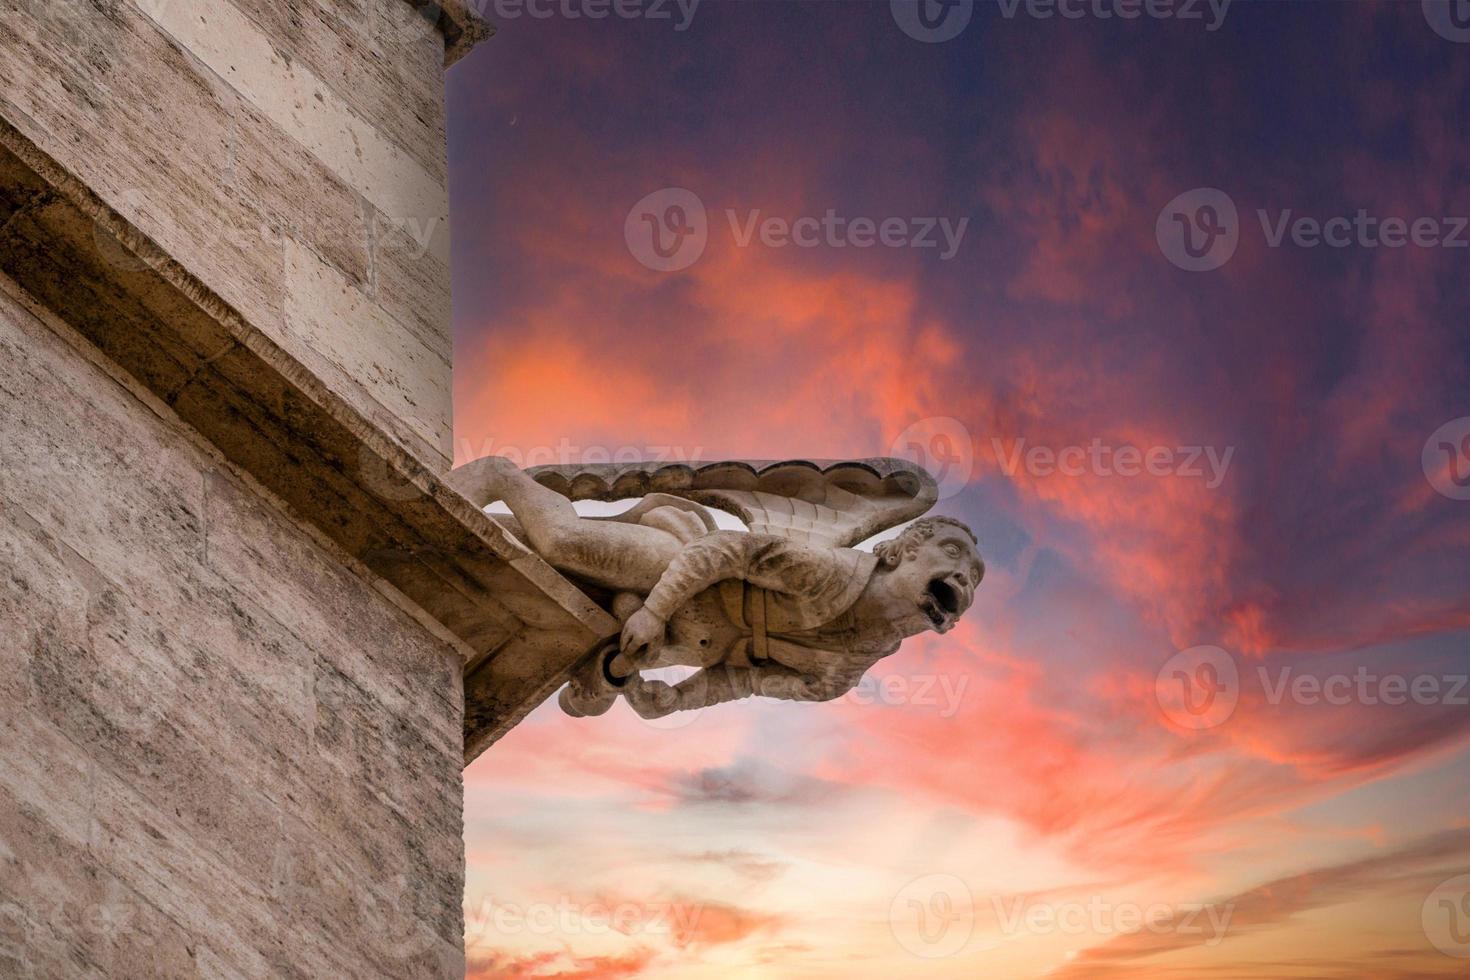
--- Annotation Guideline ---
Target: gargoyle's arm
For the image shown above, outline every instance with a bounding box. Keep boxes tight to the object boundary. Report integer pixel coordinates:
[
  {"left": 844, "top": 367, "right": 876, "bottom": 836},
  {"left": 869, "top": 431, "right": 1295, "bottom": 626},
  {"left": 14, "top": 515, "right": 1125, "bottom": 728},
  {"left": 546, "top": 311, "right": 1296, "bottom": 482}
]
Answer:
[{"left": 640, "top": 530, "right": 826, "bottom": 621}]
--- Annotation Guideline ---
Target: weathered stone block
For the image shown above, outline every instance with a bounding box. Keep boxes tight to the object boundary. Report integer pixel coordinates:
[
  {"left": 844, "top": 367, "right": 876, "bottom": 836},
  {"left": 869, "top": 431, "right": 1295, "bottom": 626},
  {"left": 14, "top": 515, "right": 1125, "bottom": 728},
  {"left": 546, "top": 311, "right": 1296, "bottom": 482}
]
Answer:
[
  {"left": 1, "top": 0, "right": 457, "bottom": 473},
  {"left": 0, "top": 0, "right": 287, "bottom": 337},
  {"left": 284, "top": 236, "right": 454, "bottom": 465},
  {"left": 0, "top": 263, "right": 464, "bottom": 976},
  {"left": 228, "top": 89, "right": 374, "bottom": 289},
  {"left": 371, "top": 202, "right": 454, "bottom": 362},
  {"left": 138, "top": 0, "right": 449, "bottom": 255},
  {"left": 226, "top": 0, "right": 449, "bottom": 178}
]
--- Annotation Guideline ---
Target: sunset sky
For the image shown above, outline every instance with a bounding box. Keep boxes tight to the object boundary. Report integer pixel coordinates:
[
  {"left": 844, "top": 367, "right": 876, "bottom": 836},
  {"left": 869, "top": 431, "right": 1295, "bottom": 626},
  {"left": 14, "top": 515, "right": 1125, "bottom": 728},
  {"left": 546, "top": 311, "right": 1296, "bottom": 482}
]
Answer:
[{"left": 446, "top": 2, "right": 1470, "bottom": 977}]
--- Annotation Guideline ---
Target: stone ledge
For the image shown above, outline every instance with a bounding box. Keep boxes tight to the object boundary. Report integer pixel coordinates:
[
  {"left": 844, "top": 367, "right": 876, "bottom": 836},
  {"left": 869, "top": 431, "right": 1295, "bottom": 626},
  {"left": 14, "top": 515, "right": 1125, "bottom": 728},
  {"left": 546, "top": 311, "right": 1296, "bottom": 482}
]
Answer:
[
  {"left": 408, "top": 0, "right": 496, "bottom": 66},
  {"left": 0, "top": 109, "right": 614, "bottom": 765}
]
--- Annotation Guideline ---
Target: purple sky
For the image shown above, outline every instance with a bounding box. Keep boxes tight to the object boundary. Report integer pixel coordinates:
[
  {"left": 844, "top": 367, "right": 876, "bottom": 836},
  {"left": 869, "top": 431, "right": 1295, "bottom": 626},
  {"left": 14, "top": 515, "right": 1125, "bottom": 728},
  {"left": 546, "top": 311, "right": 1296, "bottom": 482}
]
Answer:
[{"left": 447, "top": 3, "right": 1470, "bottom": 976}]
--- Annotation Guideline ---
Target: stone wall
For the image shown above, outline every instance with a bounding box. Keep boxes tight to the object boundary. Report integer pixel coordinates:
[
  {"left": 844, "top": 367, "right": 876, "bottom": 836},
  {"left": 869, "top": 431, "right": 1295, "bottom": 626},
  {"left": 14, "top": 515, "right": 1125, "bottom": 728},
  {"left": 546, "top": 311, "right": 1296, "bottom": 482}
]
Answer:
[
  {"left": 0, "top": 3, "right": 514, "bottom": 974},
  {"left": 0, "top": 271, "right": 466, "bottom": 977},
  {"left": 1, "top": 0, "right": 457, "bottom": 469}
]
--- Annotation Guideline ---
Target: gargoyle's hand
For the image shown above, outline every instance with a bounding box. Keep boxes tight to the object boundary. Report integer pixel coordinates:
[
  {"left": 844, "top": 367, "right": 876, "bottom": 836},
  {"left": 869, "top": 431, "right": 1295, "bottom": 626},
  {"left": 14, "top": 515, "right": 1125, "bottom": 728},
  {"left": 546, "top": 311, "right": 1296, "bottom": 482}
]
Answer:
[{"left": 619, "top": 606, "right": 666, "bottom": 660}]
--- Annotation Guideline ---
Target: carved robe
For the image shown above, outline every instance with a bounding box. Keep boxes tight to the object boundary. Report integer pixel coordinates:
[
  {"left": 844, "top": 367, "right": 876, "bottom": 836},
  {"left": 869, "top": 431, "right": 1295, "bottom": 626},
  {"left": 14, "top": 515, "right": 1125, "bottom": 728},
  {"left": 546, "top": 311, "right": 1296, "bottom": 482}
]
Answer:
[{"left": 634, "top": 519, "right": 901, "bottom": 700}]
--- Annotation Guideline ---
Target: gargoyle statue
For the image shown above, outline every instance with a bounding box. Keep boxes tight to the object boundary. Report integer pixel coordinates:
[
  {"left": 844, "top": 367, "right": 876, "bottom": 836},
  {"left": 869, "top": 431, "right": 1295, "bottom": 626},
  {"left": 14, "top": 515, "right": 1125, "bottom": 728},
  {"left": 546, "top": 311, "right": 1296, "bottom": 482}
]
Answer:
[{"left": 447, "top": 456, "right": 983, "bottom": 720}]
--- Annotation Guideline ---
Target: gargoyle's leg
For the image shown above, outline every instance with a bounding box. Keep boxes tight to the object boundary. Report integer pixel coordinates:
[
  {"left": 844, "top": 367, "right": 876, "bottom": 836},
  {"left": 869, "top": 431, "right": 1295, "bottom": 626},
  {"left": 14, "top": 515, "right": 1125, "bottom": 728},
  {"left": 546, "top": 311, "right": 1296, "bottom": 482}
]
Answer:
[
  {"left": 626, "top": 663, "right": 837, "bottom": 718},
  {"left": 448, "top": 457, "right": 680, "bottom": 593},
  {"left": 625, "top": 666, "right": 754, "bottom": 718},
  {"left": 559, "top": 640, "right": 624, "bottom": 718}
]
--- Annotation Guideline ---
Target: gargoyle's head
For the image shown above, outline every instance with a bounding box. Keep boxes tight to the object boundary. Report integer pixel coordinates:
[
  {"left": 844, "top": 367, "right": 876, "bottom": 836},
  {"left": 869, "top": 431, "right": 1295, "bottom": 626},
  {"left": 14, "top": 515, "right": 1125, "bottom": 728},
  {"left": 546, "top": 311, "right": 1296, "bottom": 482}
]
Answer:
[{"left": 873, "top": 516, "right": 983, "bottom": 636}]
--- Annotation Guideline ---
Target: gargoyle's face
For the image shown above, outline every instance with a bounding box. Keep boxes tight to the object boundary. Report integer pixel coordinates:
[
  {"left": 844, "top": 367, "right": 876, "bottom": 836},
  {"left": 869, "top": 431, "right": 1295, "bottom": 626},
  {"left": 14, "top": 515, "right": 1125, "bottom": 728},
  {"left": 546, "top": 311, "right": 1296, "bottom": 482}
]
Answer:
[{"left": 892, "top": 529, "right": 984, "bottom": 636}]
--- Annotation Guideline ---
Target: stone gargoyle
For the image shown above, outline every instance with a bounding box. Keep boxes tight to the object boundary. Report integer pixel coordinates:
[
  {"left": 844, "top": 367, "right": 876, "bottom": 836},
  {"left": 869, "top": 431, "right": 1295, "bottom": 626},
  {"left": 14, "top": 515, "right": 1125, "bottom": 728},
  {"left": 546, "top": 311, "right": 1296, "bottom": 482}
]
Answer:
[{"left": 447, "top": 456, "right": 983, "bottom": 720}]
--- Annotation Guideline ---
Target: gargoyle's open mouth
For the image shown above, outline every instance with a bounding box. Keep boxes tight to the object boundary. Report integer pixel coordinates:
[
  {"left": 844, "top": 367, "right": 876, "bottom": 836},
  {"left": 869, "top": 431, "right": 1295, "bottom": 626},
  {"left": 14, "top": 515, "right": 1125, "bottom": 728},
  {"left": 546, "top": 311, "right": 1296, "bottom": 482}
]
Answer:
[{"left": 919, "top": 578, "right": 961, "bottom": 628}]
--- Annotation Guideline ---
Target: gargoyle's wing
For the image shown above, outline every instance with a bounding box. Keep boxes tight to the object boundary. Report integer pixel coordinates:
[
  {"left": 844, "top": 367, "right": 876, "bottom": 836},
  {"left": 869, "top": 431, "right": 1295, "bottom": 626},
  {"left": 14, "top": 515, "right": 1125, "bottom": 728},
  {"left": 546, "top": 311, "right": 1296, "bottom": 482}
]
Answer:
[{"left": 526, "top": 458, "right": 939, "bottom": 550}]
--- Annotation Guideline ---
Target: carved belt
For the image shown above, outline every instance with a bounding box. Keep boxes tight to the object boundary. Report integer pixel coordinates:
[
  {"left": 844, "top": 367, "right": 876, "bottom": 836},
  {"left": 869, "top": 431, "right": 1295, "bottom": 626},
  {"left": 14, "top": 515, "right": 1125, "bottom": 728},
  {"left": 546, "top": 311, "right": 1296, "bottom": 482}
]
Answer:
[{"left": 718, "top": 580, "right": 770, "bottom": 667}]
